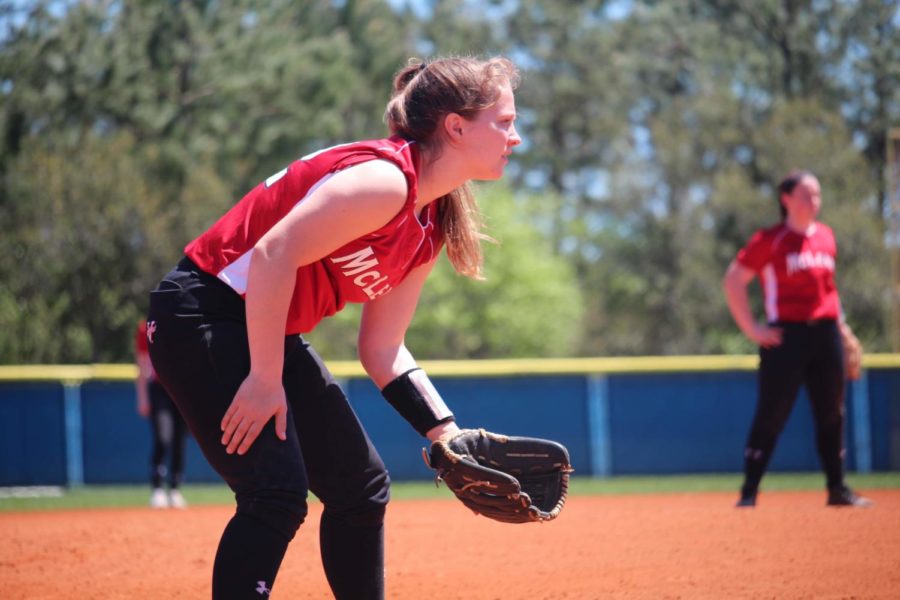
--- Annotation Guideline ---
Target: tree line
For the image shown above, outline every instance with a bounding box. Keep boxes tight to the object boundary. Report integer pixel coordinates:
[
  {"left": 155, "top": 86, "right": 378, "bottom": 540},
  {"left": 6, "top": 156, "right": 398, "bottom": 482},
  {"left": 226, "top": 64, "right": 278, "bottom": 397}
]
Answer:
[{"left": 1, "top": 0, "right": 896, "bottom": 364}]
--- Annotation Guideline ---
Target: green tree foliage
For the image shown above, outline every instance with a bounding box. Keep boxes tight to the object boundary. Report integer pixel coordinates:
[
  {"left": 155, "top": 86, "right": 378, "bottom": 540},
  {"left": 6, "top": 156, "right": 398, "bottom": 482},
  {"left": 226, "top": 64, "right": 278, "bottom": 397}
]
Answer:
[
  {"left": 0, "top": 133, "right": 218, "bottom": 361},
  {"left": 0, "top": 0, "right": 412, "bottom": 363},
  {"left": 1, "top": 0, "right": 410, "bottom": 198},
  {"left": 426, "top": 0, "right": 896, "bottom": 354},
  {"left": 408, "top": 184, "right": 583, "bottom": 358},
  {"left": 1, "top": 0, "right": 896, "bottom": 362}
]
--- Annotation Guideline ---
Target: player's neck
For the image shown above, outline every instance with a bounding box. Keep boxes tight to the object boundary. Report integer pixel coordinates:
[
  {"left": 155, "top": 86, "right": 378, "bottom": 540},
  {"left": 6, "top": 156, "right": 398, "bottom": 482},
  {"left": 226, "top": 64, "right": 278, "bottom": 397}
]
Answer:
[
  {"left": 784, "top": 215, "right": 816, "bottom": 236},
  {"left": 416, "top": 148, "right": 471, "bottom": 205}
]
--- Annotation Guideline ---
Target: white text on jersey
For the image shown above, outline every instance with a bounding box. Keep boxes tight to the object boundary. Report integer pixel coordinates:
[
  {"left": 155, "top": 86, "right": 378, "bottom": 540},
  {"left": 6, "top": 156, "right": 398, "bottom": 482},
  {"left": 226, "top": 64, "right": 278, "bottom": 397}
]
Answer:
[
  {"left": 330, "top": 247, "right": 393, "bottom": 300},
  {"left": 786, "top": 251, "right": 835, "bottom": 276}
]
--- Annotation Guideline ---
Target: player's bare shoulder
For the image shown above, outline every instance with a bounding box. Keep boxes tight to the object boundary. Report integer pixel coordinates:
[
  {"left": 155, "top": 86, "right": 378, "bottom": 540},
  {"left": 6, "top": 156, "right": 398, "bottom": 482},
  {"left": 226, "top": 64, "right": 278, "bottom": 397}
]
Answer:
[
  {"left": 311, "top": 158, "right": 410, "bottom": 230},
  {"left": 336, "top": 159, "right": 409, "bottom": 204}
]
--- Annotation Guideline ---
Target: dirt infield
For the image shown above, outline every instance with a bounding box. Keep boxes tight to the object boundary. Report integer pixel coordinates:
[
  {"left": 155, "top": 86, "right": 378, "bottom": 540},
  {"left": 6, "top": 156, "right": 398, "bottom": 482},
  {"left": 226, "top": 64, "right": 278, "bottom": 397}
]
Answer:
[{"left": 2, "top": 489, "right": 899, "bottom": 599}]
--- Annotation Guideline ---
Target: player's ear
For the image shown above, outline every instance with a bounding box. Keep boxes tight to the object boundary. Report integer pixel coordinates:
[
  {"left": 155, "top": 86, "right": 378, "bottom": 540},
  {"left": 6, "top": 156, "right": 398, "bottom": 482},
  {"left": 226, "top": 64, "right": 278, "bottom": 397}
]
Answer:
[{"left": 443, "top": 113, "right": 466, "bottom": 143}]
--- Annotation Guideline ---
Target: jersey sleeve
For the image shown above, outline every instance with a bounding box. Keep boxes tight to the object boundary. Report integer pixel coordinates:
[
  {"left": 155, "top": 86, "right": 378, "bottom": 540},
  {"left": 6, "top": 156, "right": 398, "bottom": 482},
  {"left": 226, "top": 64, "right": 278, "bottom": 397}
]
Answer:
[{"left": 735, "top": 229, "right": 771, "bottom": 272}]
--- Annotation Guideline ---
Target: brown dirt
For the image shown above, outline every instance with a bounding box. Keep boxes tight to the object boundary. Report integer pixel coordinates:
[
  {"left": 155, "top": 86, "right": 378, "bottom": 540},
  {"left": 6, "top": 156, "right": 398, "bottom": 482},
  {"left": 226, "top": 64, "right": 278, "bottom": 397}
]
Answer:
[{"left": 1, "top": 490, "right": 898, "bottom": 599}]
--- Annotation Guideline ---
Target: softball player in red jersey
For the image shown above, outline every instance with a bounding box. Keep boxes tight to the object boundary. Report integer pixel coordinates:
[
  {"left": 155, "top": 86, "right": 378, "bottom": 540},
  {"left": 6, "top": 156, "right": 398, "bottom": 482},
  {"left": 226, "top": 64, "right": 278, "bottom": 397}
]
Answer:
[
  {"left": 147, "top": 56, "right": 521, "bottom": 599},
  {"left": 723, "top": 170, "right": 871, "bottom": 508}
]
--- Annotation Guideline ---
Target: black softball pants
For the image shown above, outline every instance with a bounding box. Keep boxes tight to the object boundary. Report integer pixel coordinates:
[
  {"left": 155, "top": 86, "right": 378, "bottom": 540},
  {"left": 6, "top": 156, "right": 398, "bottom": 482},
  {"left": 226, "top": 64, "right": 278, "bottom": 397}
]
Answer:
[
  {"left": 148, "top": 380, "right": 187, "bottom": 489},
  {"left": 148, "top": 258, "right": 390, "bottom": 600},
  {"left": 741, "top": 319, "right": 847, "bottom": 494}
]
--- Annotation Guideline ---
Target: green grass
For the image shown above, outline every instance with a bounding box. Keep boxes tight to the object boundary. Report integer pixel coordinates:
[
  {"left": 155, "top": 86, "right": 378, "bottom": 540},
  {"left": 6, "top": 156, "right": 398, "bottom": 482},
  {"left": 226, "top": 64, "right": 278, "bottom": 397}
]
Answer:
[
  {"left": 2, "top": 472, "right": 898, "bottom": 513},
  {"left": 566, "top": 472, "right": 900, "bottom": 495}
]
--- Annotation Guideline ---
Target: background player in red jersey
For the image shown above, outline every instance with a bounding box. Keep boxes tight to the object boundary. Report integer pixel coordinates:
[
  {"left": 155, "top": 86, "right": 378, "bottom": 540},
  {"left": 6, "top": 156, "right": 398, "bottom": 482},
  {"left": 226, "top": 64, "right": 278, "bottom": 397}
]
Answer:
[
  {"left": 147, "top": 56, "right": 521, "bottom": 599},
  {"left": 135, "top": 319, "right": 188, "bottom": 509},
  {"left": 723, "top": 169, "right": 871, "bottom": 508}
]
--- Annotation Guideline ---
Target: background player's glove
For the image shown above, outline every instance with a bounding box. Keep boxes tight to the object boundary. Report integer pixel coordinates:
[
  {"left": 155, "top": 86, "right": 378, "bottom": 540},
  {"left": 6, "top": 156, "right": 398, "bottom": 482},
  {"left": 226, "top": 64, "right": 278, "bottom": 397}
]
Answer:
[
  {"left": 840, "top": 322, "right": 863, "bottom": 381},
  {"left": 424, "top": 428, "right": 573, "bottom": 524}
]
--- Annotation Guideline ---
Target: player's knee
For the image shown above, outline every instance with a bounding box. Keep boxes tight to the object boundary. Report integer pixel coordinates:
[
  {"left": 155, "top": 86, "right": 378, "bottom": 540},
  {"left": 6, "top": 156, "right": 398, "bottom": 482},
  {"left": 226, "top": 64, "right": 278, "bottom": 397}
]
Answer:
[
  {"left": 325, "top": 468, "right": 391, "bottom": 528},
  {"left": 353, "top": 468, "right": 391, "bottom": 527},
  {"left": 748, "top": 428, "right": 779, "bottom": 449},
  {"left": 236, "top": 487, "right": 309, "bottom": 542}
]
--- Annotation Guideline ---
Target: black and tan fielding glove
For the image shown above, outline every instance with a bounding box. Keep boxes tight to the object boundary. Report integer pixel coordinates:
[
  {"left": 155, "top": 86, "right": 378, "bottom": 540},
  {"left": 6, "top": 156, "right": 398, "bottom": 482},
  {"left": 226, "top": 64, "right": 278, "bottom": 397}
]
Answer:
[{"left": 424, "top": 429, "right": 573, "bottom": 524}]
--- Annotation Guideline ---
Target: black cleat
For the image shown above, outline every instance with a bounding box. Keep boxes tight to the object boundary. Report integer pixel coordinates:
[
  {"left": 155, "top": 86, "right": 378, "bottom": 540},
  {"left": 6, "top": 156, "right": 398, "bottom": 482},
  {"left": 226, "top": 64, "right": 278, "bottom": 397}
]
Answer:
[
  {"left": 826, "top": 485, "right": 873, "bottom": 507},
  {"left": 736, "top": 492, "right": 757, "bottom": 508}
]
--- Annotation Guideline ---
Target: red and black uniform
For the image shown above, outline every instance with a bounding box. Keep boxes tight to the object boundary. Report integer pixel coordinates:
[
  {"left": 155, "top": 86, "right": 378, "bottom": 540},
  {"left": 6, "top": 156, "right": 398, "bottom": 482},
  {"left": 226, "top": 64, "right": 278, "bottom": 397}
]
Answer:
[
  {"left": 736, "top": 222, "right": 847, "bottom": 497},
  {"left": 135, "top": 321, "right": 187, "bottom": 491},
  {"left": 184, "top": 137, "right": 441, "bottom": 335},
  {"left": 147, "top": 136, "right": 441, "bottom": 600}
]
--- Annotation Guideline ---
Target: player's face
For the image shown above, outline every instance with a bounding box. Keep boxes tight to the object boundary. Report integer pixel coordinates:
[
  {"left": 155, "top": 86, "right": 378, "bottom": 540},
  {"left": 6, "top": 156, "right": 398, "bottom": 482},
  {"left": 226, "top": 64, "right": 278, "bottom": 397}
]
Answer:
[
  {"left": 461, "top": 82, "right": 521, "bottom": 180},
  {"left": 783, "top": 175, "right": 821, "bottom": 223}
]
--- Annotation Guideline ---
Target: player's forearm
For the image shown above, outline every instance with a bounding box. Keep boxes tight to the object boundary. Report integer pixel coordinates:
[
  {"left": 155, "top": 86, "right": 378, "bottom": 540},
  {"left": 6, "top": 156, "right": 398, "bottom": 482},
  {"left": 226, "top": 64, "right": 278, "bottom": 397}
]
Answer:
[
  {"left": 722, "top": 275, "right": 757, "bottom": 338},
  {"left": 359, "top": 342, "right": 418, "bottom": 389},
  {"left": 244, "top": 250, "right": 295, "bottom": 381},
  {"left": 135, "top": 355, "right": 151, "bottom": 409},
  {"left": 358, "top": 260, "right": 435, "bottom": 388},
  {"left": 135, "top": 382, "right": 149, "bottom": 410}
]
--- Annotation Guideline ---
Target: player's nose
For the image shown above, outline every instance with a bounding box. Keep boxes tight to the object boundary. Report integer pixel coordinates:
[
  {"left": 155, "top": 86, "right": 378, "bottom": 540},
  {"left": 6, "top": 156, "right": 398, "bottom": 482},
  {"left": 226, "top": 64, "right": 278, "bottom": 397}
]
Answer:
[{"left": 508, "top": 124, "right": 522, "bottom": 147}]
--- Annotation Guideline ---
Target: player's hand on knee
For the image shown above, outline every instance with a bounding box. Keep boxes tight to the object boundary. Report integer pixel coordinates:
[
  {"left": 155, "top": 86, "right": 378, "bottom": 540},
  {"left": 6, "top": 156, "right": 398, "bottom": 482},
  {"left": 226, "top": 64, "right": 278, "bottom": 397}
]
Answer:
[{"left": 220, "top": 374, "right": 288, "bottom": 455}]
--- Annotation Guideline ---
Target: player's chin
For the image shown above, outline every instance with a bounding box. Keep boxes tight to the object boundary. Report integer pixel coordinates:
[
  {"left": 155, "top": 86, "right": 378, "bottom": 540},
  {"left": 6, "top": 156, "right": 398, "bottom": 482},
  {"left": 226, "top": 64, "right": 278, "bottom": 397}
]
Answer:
[{"left": 478, "top": 163, "right": 508, "bottom": 181}]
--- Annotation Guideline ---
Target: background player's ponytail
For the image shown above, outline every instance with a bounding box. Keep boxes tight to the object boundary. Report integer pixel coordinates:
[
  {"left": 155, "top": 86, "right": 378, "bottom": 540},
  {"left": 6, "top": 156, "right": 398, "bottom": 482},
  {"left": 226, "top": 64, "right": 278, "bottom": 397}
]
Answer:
[
  {"left": 777, "top": 169, "right": 815, "bottom": 221},
  {"left": 385, "top": 56, "right": 520, "bottom": 280}
]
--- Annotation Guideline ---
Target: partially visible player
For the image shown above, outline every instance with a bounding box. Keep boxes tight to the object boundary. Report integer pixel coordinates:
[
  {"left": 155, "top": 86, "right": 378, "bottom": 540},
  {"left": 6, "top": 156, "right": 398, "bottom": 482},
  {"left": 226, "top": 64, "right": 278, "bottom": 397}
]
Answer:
[
  {"left": 722, "top": 169, "right": 871, "bottom": 508},
  {"left": 147, "top": 56, "right": 522, "bottom": 599},
  {"left": 135, "top": 319, "right": 188, "bottom": 508}
]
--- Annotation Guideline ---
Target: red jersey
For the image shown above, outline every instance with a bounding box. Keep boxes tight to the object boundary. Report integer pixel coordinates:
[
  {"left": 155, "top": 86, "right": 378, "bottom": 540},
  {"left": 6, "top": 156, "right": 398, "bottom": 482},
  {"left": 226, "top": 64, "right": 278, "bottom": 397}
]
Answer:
[
  {"left": 185, "top": 136, "right": 443, "bottom": 334},
  {"left": 736, "top": 222, "right": 841, "bottom": 322}
]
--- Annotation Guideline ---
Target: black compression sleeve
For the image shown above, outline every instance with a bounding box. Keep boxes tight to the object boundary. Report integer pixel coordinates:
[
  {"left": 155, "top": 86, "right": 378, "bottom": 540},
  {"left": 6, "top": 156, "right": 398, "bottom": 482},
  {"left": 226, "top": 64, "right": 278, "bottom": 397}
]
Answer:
[{"left": 380, "top": 368, "right": 455, "bottom": 436}]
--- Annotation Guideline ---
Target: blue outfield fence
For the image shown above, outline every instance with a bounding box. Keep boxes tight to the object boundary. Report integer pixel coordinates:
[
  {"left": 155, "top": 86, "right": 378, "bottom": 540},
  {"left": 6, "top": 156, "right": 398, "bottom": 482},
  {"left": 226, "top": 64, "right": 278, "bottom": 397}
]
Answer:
[{"left": 1, "top": 356, "right": 898, "bottom": 487}]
